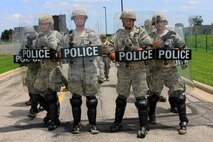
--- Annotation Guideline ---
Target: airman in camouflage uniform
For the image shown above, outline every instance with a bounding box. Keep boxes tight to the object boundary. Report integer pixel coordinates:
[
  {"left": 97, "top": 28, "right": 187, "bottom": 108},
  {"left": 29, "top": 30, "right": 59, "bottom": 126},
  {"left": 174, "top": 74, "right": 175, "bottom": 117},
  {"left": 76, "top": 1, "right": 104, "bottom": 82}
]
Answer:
[
  {"left": 148, "top": 14, "right": 189, "bottom": 135},
  {"left": 100, "top": 33, "right": 111, "bottom": 81},
  {"left": 20, "top": 26, "right": 43, "bottom": 119},
  {"left": 34, "top": 14, "right": 64, "bottom": 131},
  {"left": 143, "top": 19, "right": 167, "bottom": 103},
  {"left": 110, "top": 10, "right": 153, "bottom": 138},
  {"left": 64, "top": 8, "right": 102, "bottom": 134}
]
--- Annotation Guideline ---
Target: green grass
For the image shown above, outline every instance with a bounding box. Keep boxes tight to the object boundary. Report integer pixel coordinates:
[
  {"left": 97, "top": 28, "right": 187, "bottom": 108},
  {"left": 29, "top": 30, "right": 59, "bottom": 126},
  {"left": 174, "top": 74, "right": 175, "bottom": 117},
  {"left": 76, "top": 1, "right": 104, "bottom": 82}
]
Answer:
[
  {"left": 0, "top": 55, "right": 19, "bottom": 74},
  {"left": 179, "top": 48, "right": 213, "bottom": 86},
  {"left": 191, "top": 48, "right": 213, "bottom": 86}
]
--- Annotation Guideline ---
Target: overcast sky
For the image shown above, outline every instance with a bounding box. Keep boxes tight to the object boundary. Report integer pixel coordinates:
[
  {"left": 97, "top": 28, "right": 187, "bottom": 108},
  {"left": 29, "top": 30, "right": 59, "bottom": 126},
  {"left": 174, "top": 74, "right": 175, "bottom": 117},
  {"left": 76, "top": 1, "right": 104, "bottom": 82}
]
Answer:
[{"left": 0, "top": 0, "right": 212, "bottom": 34}]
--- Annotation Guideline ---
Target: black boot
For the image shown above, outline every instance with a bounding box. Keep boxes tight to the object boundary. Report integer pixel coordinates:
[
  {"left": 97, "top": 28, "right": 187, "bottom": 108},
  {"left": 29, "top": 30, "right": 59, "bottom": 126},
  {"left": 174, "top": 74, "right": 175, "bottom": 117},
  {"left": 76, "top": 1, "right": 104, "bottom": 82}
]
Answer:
[
  {"left": 169, "top": 97, "right": 178, "bottom": 113},
  {"left": 174, "top": 91, "right": 189, "bottom": 135},
  {"left": 147, "top": 93, "right": 159, "bottom": 124},
  {"left": 135, "top": 97, "right": 149, "bottom": 138},
  {"left": 110, "top": 96, "right": 127, "bottom": 132},
  {"left": 86, "top": 96, "right": 99, "bottom": 134},
  {"left": 45, "top": 92, "right": 60, "bottom": 131},
  {"left": 70, "top": 95, "right": 82, "bottom": 134},
  {"left": 28, "top": 94, "right": 39, "bottom": 119}
]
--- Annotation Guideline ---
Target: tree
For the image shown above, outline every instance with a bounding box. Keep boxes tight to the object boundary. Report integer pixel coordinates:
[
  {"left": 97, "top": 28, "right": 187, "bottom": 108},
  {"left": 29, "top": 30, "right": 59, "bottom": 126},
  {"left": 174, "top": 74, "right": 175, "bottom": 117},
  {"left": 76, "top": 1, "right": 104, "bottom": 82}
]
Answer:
[
  {"left": 1, "top": 29, "right": 13, "bottom": 41},
  {"left": 175, "top": 23, "right": 184, "bottom": 28},
  {"left": 188, "top": 15, "right": 203, "bottom": 26}
]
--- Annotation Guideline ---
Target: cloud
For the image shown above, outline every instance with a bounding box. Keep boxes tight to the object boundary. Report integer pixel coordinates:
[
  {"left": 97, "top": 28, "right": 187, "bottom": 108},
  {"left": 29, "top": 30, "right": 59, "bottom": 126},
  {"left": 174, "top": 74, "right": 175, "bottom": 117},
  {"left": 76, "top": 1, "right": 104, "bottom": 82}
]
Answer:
[
  {"left": 73, "top": 0, "right": 110, "bottom": 3},
  {"left": 42, "top": 1, "right": 71, "bottom": 9},
  {"left": 188, "top": 0, "right": 199, "bottom": 5},
  {"left": 162, "top": 0, "right": 172, "bottom": 4},
  {"left": 180, "top": 5, "right": 194, "bottom": 10}
]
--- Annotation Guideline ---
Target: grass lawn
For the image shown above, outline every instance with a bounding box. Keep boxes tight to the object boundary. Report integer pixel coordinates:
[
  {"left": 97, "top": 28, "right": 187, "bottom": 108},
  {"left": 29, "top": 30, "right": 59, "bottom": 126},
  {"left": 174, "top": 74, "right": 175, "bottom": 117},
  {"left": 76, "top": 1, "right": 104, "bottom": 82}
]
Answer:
[
  {"left": 189, "top": 48, "right": 213, "bottom": 86},
  {"left": 0, "top": 55, "right": 19, "bottom": 74}
]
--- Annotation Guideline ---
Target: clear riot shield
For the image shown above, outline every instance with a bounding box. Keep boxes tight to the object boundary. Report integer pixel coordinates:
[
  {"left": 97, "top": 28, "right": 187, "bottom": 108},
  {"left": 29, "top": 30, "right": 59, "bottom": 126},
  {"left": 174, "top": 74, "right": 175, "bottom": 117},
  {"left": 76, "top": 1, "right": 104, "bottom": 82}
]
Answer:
[
  {"left": 167, "top": 26, "right": 193, "bottom": 88},
  {"left": 13, "top": 14, "right": 40, "bottom": 96}
]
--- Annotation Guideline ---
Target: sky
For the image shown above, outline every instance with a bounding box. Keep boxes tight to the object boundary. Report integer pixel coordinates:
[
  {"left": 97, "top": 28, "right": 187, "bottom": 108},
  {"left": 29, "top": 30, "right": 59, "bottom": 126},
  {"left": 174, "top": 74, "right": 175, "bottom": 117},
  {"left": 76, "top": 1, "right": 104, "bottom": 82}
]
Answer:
[{"left": 0, "top": 0, "right": 213, "bottom": 34}]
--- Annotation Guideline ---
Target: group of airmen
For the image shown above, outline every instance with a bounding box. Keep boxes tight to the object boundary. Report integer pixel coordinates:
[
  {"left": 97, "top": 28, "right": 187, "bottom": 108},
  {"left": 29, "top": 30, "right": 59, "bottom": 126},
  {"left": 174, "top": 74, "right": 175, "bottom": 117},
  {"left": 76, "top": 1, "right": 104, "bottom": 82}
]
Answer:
[{"left": 19, "top": 7, "right": 189, "bottom": 139}]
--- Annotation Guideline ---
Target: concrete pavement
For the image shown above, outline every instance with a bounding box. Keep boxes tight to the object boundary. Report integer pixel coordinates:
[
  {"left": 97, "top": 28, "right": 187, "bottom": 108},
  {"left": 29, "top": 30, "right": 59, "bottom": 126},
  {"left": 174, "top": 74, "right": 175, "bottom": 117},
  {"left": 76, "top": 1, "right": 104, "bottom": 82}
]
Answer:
[{"left": 0, "top": 64, "right": 212, "bottom": 142}]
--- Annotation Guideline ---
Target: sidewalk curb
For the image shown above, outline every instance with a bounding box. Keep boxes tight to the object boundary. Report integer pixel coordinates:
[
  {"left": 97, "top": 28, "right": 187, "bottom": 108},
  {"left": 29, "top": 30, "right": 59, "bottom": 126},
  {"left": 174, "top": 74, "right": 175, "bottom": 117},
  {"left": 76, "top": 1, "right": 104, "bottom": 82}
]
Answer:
[{"left": 181, "top": 77, "right": 213, "bottom": 95}]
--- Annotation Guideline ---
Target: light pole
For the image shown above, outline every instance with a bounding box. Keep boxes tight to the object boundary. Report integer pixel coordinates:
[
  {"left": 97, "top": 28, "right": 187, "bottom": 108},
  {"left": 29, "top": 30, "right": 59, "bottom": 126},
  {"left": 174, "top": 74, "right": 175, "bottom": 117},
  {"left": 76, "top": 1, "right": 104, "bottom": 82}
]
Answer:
[
  {"left": 103, "top": 7, "right": 107, "bottom": 34},
  {"left": 121, "top": 0, "right": 123, "bottom": 11}
]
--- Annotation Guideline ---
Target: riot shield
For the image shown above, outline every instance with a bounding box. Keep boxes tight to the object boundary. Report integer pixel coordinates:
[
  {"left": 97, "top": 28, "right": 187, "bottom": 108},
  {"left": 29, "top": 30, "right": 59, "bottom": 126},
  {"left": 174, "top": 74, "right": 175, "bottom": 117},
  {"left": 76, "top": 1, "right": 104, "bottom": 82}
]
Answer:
[
  {"left": 13, "top": 14, "right": 41, "bottom": 97},
  {"left": 166, "top": 25, "right": 194, "bottom": 92}
]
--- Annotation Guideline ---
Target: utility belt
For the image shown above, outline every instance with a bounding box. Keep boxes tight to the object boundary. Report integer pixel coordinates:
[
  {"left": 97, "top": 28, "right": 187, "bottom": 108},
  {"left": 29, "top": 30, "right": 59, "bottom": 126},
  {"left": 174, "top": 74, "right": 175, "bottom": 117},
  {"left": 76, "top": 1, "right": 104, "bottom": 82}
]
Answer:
[{"left": 118, "top": 62, "right": 145, "bottom": 70}]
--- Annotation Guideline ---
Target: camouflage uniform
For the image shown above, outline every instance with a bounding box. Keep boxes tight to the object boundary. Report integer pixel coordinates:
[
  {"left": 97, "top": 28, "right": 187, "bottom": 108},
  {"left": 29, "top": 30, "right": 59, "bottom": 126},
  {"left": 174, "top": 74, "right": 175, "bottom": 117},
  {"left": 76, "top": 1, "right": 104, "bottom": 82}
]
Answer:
[
  {"left": 110, "top": 10, "right": 153, "bottom": 138},
  {"left": 148, "top": 14, "right": 189, "bottom": 135},
  {"left": 20, "top": 27, "right": 42, "bottom": 119},
  {"left": 33, "top": 14, "right": 64, "bottom": 131},
  {"left": 100, "top": 34, "right": 111, "bottom": 81},
  {"left": 64, "top": 8, "right": 102, "bottom": 134},
  {"left": 143, "top": 20, "right": 167, "bottom": 102}
]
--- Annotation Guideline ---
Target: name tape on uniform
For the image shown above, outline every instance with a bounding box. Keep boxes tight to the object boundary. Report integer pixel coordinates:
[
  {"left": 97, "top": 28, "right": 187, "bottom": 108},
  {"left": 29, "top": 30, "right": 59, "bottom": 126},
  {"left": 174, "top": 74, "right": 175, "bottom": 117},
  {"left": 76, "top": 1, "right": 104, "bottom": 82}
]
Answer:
[
  {"left": 61, "top": 46, "right": 102, "bottom": 59},
  {"left": 155, "top": 49, "right": 191, "bottom": 60},
  {"left": 13, "top": 55, "right": 41, "bottom": 63},
  {"left": 20, "top": 49, "right": 55, "bottom": 59},
  {"left": 115, "top": 49, "right": 192, "bottom": 62}
]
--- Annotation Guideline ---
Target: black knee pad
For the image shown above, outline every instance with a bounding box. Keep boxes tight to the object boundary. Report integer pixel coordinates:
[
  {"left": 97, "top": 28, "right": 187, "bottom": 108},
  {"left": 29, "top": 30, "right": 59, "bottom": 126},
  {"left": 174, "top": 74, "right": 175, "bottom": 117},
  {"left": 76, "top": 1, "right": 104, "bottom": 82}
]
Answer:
[
  {"left": 45, "top": 93, "right": 57, "bottom": 103},
  {"left": 135, "top": 97, "right": 148, "bottom": 109},
  {"left": 116, "top": 96, "right": 127, "bottom": 108},
  {"left": 173, "top": 90, "right": 184, "bottom": 97},
  {"left": 176, "top": 95, "right": 186, "bottom": 105},
  {"left": 147, "top": 93, "right": 160, "bottom": 103},
  {"left": 86, "top": 96, "right": 98, "bottom": 108},
  {"left": 70, "top": 96, "right": 82, "bottom": 107}
]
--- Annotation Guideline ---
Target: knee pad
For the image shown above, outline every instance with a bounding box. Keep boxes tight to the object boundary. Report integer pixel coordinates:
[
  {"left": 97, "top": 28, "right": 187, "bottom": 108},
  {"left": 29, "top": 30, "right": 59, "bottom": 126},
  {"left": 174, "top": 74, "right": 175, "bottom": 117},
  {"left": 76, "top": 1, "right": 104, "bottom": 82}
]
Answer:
[
  {"left": 116, "top": 96, "right": 127, "bottom": 108},
  {"left": 173, "top": 90, "right": 184, "bottom": 97},
  {"left": 135, "top": 97, "right": 148, "bottom": 109},
  {"left": 45, "top": 94, "right": 57, "bottom": 103},
  {"left": 86, "top": 96, "right": 98, "bottom": 108},
  {"left": 176, "top": 95, "right": 186, "bottom": 105},
  {"left": 70, "top": 96, "right": 82, "bottom": 107},
  {"left": 147, "top": 93, "right": 160, "bottom": 103}
]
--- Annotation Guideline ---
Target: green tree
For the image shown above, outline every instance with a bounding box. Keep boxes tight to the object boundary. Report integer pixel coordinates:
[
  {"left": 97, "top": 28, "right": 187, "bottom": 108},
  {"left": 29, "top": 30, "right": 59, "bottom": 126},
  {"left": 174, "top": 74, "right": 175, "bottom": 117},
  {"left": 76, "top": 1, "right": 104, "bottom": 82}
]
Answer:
[
  {"left": 189, "top": 15, "right": 203, "bottom": 26},
  {"left": 175, "top": 23, "right": 184, "bottom": 28}
]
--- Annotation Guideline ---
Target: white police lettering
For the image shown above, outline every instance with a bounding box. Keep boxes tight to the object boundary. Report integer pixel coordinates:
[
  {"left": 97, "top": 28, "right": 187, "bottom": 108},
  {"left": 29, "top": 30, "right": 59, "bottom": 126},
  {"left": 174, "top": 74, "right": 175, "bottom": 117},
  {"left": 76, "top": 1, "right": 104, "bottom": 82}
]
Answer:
[
  {"left": 116, "top": 50, "right": 153, "bottom": 62},
  {"left": 157, "top": 49, "right": 191, "bottom": 60},
  {"left": 22, "top": 49, "right": 50, "bottom": 59},
  {"left": 14, "top": 55, "right": 40, "bottom": 63},
  {"left": 62, "top": 46, "right": 101, "bottom": 58}
]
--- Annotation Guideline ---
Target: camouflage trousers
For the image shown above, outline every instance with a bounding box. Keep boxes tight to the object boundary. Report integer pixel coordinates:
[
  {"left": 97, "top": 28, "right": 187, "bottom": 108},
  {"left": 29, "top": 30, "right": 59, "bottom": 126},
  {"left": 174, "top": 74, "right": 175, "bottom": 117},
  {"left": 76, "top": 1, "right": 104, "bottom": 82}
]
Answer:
[
  {"left": 103, "top": 56, "right": 111, "bottom": 79},
  {"left": 24, "top": 68, "right": 41, "bottom": 94},
  {"left": 68, "top": 65, "right": 99, "bottom": 96},
  {"left": 116, "top": 65, "right": 148, "bottom": 98},
  {"left": 150, "top": 66, "right": 186, "bottom": 97},
  {"left": 34, "top": 67, "right": 62, "bottom": 94}
]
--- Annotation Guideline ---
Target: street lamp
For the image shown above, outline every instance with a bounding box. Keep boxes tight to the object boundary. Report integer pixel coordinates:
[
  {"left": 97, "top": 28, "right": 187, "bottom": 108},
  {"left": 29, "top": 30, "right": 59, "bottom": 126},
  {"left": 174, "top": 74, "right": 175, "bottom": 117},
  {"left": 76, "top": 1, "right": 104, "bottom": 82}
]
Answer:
[
  {"left": 103, "top": 7, "right": 107, "bottom": 34},
  {"left": 121, "top": 0, "right": 123, "bottom": 11}
]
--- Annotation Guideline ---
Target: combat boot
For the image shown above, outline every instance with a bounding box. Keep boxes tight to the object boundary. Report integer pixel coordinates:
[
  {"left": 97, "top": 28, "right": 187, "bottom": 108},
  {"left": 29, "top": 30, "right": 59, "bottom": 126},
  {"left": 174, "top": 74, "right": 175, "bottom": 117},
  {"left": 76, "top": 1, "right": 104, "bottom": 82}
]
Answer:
[
  {"left": 110, "top": 96, "right": 127, "bottom": 132},
  {"left": 48, "top": 119, "right": 61, "bottom": 131},
  {"left": 72, "top": 123, "right": 82, "bottom": 134},
  {"left": 178, "top": 121, "right": 188, "bottom": 135},
  {"left": 86, "top": 96, "right": 99, "bottom": 134},
  {"left": 174, "top": 92, "right": 189, "bottom": 135},
  {"left": 70, "top": 96, "right": 82, "bottom": 134},
  {"left": 27, "top": 111, "right": 37, "bottom": 119},
  {"left": 135, "top": 97, "right": 149, "bottom": 138}
]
